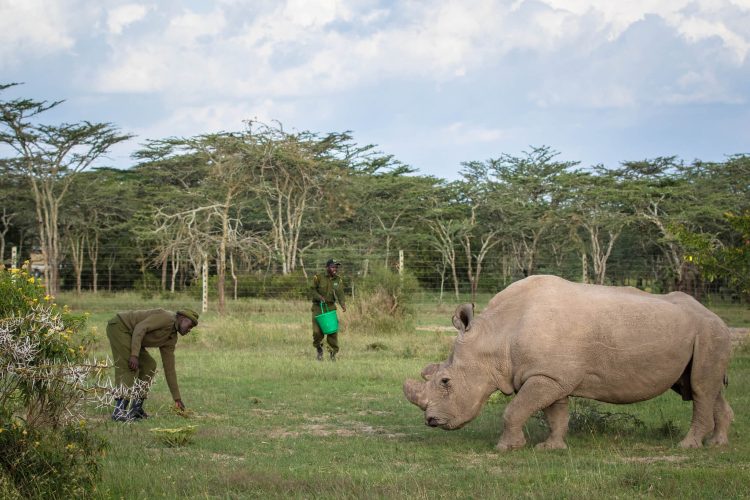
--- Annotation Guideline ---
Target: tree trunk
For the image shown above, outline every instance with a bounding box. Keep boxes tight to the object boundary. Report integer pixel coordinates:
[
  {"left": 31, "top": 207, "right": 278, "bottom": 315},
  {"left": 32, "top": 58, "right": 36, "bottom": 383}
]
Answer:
[
  {"left": 86, "top": 232, "right": 99, "bottom": 293},
  {"left": 161, "top": 254, "right": 168, "bottom": 292},
  {"left": 68, "top": 234, "right": 85, "bottom": 294},
  {"left": 170, "top": 249, "right": 179, "bottom": 293},
  {"left": 230, "top": 252, "right": 238, "bottom": 300}
]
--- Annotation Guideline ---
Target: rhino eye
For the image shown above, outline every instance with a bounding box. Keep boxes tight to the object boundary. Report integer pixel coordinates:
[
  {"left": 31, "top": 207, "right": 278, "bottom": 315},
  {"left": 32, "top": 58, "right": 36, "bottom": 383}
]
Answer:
[{"left": 440, "top": 378, "right": 450, "bottom": 386}]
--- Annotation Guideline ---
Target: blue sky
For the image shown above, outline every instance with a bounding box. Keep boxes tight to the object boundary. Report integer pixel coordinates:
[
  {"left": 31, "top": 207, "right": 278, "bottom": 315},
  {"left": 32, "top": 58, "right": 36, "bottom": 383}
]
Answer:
[{"left": 2, "top": 0, "right": 749, "bottom": 180}]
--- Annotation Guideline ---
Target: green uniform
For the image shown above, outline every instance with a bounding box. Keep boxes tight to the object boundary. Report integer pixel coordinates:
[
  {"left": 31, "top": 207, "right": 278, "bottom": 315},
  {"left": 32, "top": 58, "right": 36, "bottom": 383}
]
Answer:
[
  {"left": 310, "top": 272, "right": 346, "bottom": 354},
  {"left": 106, "top": 309, "right": 182, "bottom": 401}
]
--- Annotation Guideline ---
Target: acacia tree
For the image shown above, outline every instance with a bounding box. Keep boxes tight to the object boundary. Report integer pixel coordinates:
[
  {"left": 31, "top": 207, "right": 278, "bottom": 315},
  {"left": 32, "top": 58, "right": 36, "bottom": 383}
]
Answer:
[
  {"left": 611, "top": 157, "right": 704, "bottom": 292},
  {"left": 562, "top": 170, "right": 636, "bottom": 284},
  {"left": 241, "top": 122, "right": 354, "bottom": 275},
  {"left": 425, "top": 217, "right": 462, "bottom": 299},
  {"left": 0, "top": 84, "right": 133, "bottom": 293},
  {"left": 143, "top": 133, "right": 267, "bottom": 313},
  {"left": 453, "top": 164, "right": 503, "bottom": 302},
  {"left": 483, "top": 146, "right": 577, "bottom": 277}
]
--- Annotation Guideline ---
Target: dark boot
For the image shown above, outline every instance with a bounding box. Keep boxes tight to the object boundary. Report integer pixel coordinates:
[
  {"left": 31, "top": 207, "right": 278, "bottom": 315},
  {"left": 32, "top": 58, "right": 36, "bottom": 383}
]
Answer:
[
  {"left": 330, "top": 351, "right": 336, "bottom": 362},
  {"left": 316, "top": 347, "right": 323, "bottom": 361},
  {"left": 128, "top": 399, "right": 149, "bottom": 420},
  {"left": 111, "top": 399, "right": 132, "bottom": 422}
]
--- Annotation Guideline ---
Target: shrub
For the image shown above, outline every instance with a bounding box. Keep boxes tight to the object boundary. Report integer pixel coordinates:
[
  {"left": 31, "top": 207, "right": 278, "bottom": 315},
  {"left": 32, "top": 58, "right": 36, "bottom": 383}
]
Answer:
[
  {"left": 346, "top": 266, "right": 420, "bottom": 335},
  {"left": 567, "top": 399, "right": 645, "bottom": 436},
  {"left": 0, "top": 266, "right": 108, "bottom": 497}
]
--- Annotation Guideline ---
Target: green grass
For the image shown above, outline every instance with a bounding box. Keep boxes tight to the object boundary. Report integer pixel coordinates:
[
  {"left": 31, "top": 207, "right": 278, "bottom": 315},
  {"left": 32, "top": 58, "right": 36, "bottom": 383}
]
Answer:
[{"left": 57, "top": 292, "right": 750, "bottom": 499}]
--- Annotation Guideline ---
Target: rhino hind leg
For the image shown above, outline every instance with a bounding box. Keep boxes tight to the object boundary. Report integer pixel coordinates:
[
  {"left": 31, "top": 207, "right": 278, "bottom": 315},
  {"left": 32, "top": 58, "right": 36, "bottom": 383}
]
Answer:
[
  {"left": 705, "top": 393, "right": 734, "bottom": 447},
  {"left": 678, "top": 333, "right": 732, "bottom": 448},
  {"left": 497, "top": 376, "right": 570, "bottom": 452},
  {"left": 535, "top": 397, "right": 569, "bottom": 450}
]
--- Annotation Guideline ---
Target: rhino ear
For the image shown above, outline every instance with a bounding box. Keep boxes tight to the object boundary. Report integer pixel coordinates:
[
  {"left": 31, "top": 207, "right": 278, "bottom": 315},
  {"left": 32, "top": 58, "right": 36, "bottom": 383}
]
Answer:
[
  {"left": 452, "top": 303, "right": 474, "bottom": 337},
  {"left": 420, "top": 362, "right": 443, "bottom": 381}
]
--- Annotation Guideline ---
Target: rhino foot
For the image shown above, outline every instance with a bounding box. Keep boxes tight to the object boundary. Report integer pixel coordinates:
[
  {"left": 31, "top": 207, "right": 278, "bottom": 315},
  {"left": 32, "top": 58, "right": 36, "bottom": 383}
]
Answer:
[
  {"left": 677, "top": 437, "right": 702, "bottom": 449},
  {"left": 495, "top": 438, "right": 526, "bottom": 452},
  {"left": 535, "top": 439, "right": 567, "bottom": 450},
  {"left": 705, "top": 434, "right": 729, "bottom": 447}
]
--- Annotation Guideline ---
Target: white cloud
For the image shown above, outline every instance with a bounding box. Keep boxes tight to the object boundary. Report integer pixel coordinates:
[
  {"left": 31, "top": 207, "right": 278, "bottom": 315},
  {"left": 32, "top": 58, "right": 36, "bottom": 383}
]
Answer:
[
  {"left": 0, "top": 0, "right": 77, "bottom": 65},
  {"left": 10, "top": 0, "right": 741, "bottom": 145},
  {"left": 165, "top": 8, "right": 226, "bottom": 41},
  {"left": 670, "top": 15, "right": 750, "bottom": 62},
  {"left": 106, "top": 3, "right": 151, "bottom": 35},
  {"left": 442, "top": 122, "right": 509, "bottom": 145},
  {"left": 538, "top": 0, "right": 750, "bottom": 61},
  {"left": 281, "top": 0, "right": 353, "bottom": 27}
]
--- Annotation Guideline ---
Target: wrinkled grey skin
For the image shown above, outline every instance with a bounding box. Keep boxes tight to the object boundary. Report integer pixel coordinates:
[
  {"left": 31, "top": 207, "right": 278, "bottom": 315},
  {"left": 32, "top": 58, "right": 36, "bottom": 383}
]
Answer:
[{"left": 404, "top": 275, "right": 733, "bottom": 451}]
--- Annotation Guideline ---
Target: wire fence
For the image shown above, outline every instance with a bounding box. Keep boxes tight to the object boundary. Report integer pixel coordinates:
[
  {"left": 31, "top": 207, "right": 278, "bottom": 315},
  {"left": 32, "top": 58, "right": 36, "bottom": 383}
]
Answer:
[{"left": 9, "top": 242, "right": 741, "bottom": 306}]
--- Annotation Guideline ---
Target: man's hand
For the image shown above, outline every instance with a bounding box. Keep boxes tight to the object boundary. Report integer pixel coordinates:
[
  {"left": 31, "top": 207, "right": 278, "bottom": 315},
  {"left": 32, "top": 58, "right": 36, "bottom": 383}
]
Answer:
[
  {"left": 341, "top": 305, "right": 347, "bottom": 313},
  {"left": 175, "top": 399, "right": 186, "bottom": 411},
  {"left": 129, "top": 355, "right": 139, "bottom": 371}
]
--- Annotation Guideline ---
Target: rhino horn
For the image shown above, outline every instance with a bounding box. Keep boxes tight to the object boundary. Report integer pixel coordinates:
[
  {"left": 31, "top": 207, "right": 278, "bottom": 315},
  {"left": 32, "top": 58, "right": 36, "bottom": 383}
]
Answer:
[
  {"left": 420, "top": 362, "right": 442, "bottom": 381},
  {"left": 452, "top": 303, "right": 474, "bottom": 337},
  {"left": 403, "top": 379, "right": 428, "bottom": 410}
]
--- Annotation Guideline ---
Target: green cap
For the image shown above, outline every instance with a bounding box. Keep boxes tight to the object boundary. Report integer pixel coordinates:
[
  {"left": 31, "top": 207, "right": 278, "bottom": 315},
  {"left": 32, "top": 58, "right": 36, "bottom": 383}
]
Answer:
[{"left": 177, "top": 309, "right": 200, "bottom": 325}]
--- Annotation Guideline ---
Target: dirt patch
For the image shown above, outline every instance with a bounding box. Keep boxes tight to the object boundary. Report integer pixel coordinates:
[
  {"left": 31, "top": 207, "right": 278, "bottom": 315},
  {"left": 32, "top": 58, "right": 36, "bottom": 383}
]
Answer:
[
  {"left": 210, "top": 452, "right": 246, "bottom": 463},
  {"left": 356, "top": 410, "right": 393, "bottom": 417},
  {"left": 265, "top": 421, "right": 405, "bottom": 439},
  {"left": 415, "top": 326, "right": 454, "bottom": 332},
  {"left": 250, "top": 408, "right": 277, "bottom": 418},
  {"left": 454, "top": 451, "right": 499, "bottom": 467},
  {"left": 622, "top": 455, "right": 689, "bottom": 464}
]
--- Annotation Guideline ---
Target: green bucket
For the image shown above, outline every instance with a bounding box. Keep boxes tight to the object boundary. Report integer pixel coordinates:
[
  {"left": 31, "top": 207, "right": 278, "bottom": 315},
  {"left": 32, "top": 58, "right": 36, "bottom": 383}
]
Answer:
[{"left": 315, "top": 302, "right": 338, "bottom": 335}]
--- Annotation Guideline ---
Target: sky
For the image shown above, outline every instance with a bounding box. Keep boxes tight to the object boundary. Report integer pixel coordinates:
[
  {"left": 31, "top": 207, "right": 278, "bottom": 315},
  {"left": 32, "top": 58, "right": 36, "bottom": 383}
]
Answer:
[{"left": 1, "top": 0, "right": 749, "bottom": 180}]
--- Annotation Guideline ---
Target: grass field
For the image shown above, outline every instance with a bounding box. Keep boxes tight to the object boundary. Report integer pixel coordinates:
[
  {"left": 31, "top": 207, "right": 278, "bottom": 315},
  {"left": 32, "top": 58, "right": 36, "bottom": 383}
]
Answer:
[{"left": 61, "top": 292, "right": 750, "bottom": 499}]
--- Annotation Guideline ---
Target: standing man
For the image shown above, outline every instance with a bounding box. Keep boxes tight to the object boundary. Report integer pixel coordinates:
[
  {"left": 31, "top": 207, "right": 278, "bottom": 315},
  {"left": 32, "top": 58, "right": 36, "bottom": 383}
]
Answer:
[
  {"left": 106, "top": 308, "right": 199, "bottom": 421},
  {"left": 310, "top": 259, "right": 347, "bottom": 361}
]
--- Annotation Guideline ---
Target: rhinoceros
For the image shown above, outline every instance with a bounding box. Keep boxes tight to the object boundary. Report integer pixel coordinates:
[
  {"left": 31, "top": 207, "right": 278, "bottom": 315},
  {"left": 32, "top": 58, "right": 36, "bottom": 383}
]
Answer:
[{"left": 403, "top": 275, "right": 733, "bottom": 450}]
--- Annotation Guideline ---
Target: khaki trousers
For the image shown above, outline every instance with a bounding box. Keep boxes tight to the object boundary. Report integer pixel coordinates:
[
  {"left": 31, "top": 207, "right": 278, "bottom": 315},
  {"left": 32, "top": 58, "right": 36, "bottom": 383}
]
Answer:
[
  {"left": 311, "top": 311, "right": 339, "bottom": 354},
  {"left": 106, "top": 316, "right": 157, "bottom": 394}
]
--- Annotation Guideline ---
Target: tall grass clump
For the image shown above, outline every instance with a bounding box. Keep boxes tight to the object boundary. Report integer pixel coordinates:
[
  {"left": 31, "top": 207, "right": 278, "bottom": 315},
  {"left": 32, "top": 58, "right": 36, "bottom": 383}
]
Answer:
[
  {"left": 347, "top": 266, "right": 419, "bottom": 335},
  {"left": 0, "top": 266, "right": 107, "bottom": 498}
]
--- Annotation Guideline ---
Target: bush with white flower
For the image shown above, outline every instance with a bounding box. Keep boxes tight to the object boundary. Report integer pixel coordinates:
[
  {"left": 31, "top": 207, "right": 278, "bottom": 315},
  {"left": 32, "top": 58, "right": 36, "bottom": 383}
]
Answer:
[{"left": 0, "top": 265, "right": 107, "bottom": 498}]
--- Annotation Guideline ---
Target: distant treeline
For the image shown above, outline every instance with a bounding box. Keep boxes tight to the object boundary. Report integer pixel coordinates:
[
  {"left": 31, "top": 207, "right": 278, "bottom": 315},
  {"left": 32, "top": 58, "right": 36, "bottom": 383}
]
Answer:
[{"left": 2, "top": 84, "right": 749, "bottom": 309}]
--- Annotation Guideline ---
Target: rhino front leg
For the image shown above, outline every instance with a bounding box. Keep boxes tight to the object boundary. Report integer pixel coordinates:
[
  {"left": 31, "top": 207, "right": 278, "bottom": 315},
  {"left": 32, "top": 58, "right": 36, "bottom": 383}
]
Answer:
[
  {"left": 536, "top": 397, "right": 569, "bottom": 450},
  {"left": 497, "top": 376, "right": 570, "bottom": 452}
]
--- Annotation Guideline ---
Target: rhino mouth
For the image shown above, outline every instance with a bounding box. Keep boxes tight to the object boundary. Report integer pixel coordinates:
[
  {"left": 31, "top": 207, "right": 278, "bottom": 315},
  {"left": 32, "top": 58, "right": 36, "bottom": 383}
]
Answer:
[
  {"left": 426, "top": 416, "right": 443, "bottom": 427},
  {"left": 425, "top": 415, "right": 464, "bottom": 430}
]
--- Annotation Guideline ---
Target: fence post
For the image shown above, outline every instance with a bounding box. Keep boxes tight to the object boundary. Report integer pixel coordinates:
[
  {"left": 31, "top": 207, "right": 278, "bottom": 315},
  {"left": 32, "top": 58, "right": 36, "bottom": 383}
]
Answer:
[
  {"left": 202, "top": 256, "right": 208, "bottom": 313},
  {"left": 11, "top": 246, "right": 17, "bottom": 269},
  {"left": 398, "top": 250, "right": 404, "bottom": 278}
]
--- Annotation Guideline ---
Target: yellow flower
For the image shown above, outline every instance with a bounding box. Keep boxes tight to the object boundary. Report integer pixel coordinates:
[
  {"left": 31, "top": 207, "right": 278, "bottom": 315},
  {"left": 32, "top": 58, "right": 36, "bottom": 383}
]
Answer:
[
  {"left": 28, "top": 277, "right": 35, "bottom": 284},
  {"left": 10, "top": 268, "right": 19, "bottom": 274},
  {"left": 44, "top": 295, "right": 52, "bottom": 301}
]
